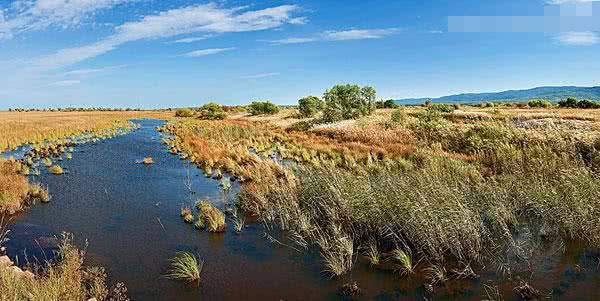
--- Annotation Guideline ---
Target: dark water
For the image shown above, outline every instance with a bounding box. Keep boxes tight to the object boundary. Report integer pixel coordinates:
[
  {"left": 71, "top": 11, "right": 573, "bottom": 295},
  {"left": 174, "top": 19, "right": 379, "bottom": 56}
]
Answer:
[{"left": 4, "top": 119, "right": 600, "bottom": 300}]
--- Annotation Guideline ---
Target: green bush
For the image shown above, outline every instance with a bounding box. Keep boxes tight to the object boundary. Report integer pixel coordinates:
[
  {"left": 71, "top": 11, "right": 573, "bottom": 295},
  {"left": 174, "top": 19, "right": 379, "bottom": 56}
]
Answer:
[
  {"left": 175, "top": 108, "right": 194, "bottom": 117},
  {"left": 197, "top": 103, "right": 226, "bottom": 120},
  {"left": 426, "top": 103, "right": 455, "bottom": 113},
  {"left": 528, "top": 99, "right": 552, "bottom": 108},
  {"left": 384, "top": 99, "right": 399, "bottom": 109},
  {"left": 558, "top": 97, "right": 578, "bottom": 108},
  {"left": 322, "top": 84, "right": 376, "bottom": 122},
  {"left": 248, "top": 101, "right": 280, "bottom": 115},
  {"left": 391, "top": 108, "right": 407, "bottom": 123},
  {"left": 298, "top": 96, "right": 323, "bottom": 118},
  {"left": 577, "top": 99, "right": 600, "bottom": 109}
]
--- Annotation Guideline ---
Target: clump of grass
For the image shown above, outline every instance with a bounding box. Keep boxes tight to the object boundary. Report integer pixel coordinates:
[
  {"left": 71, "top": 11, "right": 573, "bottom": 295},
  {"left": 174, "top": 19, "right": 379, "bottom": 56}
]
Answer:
[
  {"left": 65, "top": 153, "right": 73, "bottom": 160},
  {"left": 194, "top": 217, "right": 206, "bottom": 230},
  {"left": 194, "top": 198, "right": 212, "bottom": 214},
  {"left": 232, "top": 215, "right": 245, "bottom": 234},
  {"left": 49, "top": 165, "right": 64, "bottom": 175},
  {"left": 424, "top": 264, "right": 447, "bottom": 286},
  {"left": 163, "top": 252, "right": 203, "bottom": 284},
  {"left": 180, "top": 207, "right": 192, "bottom": 217},
  {"left": 143, "top": 157, "right": 153, "bottom": 164},
  {"left": 0, "top": 232, "right": 127, "bottom": 300},
  {"left": 42, "top": 158, "right": 52, "bottom": 167},
  {"left": 365, "top": 241, "right": 380, "bottom": 265},
  {"left": 183, "top": 213, "right": 194, "bottom": 224},
  {"left": 0, "top": 159, "right": 34, "bottom": 213},
  {"left": 205, "top": 206, "right": 227, "bottom": 233},
  {"left": 28, "top": 183, "right": 50, "bottom": 203},
  {"left": 391, "top": 249, "right": 415, "bottom": 275}
]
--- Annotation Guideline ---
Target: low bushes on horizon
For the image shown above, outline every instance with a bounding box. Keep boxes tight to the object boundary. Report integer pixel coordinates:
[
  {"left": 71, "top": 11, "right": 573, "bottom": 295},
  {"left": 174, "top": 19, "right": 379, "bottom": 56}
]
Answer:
[
  {"left": 528, "top": 99, "right": 553, "bottom": 108},
  {"left": 197, "top": 102, "right": 226, "bottom": 120}
]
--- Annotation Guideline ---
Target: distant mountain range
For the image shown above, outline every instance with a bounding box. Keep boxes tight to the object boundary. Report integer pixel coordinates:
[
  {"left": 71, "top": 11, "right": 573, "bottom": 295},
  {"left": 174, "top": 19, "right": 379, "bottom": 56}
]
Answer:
[{"left": 396, "top": 86, "right": 600, "bottom": 104}]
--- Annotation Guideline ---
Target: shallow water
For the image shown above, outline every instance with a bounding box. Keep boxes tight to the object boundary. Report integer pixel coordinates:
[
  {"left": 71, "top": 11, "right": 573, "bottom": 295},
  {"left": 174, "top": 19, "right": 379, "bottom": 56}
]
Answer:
[{"left": 4, "top": 119, "right": 600, "bottom": 300}]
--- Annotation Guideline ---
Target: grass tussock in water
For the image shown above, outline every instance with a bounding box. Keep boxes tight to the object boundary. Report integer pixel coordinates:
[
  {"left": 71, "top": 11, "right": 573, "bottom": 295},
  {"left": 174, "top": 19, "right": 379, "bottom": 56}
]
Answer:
[
  {"left": 49, "top": 165, "right": 64, "bottom": 175},
  {"left": 163, "top": 252, "right": 203, "bottom": 284},
  {"left": 0, "top": 233, "right": 128, "bottom": 300}
]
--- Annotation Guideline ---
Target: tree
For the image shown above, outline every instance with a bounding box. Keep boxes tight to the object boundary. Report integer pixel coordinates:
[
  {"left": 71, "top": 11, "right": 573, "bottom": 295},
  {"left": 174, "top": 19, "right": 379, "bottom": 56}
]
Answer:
[
  {"left": 558, "top": 97, "right": 578, "bottom": 108},
  {"left": 298, "top": 96, "right": 323, "bottom": 118},
  {"left": 198, "top": 102, "right": 226, "bottom": 120},
  {"left": 322, "top": 84, "right": 377, "bottom": 122}
]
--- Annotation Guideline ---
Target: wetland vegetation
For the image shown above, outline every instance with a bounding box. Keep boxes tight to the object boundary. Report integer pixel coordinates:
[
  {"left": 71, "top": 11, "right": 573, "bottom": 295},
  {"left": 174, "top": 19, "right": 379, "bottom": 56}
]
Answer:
[{"left": 2, "top": 92, "right": 600, "bottom": 300}]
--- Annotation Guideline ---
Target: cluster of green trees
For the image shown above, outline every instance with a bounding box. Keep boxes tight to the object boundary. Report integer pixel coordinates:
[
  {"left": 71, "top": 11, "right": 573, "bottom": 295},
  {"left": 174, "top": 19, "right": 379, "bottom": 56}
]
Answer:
[
  {"left": 297, "top": 84, "right": 379, "bottom": 122},
  {"left": 197, "top": 102, "right": 226, "bottom": 120},
  {"left": 558, "top": 97, "right": 600, "bottom": 109}
]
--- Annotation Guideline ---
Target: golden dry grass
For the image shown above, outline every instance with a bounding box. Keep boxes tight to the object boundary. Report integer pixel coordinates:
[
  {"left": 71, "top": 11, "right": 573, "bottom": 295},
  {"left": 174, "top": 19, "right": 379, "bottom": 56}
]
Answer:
[
  {"left": 0, "top": 159, "right": 31, "bottom": 213},
  {"left": 0, "top": 110, "right": 171, "bottom": 151}
]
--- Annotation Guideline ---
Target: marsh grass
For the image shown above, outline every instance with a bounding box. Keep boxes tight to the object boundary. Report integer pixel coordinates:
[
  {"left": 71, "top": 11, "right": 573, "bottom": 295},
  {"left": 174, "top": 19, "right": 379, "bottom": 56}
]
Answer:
[
  {"left": 205, "top": 207, "right": 226, "bottom": 233},
  {"left": 49, "top": 165, "right": 64, "bottom": 175},
  {"left": 0, "top": 233, "right": 126, "bottom": 300},
  {"left": 232, "top": 215, "right": 245, "bottom": 234},
  {"left": 391, "top": 249, "right": 415, "bottom": 275},
  {"left": 163, "top": 252, "right": 203, "bottom": 284}
]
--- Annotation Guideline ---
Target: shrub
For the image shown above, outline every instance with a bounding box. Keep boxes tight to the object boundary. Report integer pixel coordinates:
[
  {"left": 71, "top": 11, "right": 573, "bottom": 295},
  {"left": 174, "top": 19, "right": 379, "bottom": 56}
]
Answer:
[
  {"left": 197, "top": 103, "right": 226, "bottom": 120},
  {"left": 322, "top": 84, "right": 377, "bottom": 122},
  {"left": 175, "top": 108, "right": 194, "bottom": 117},
  {"left": 558, "top": 97, "right": 578, "bottom": 108},
  {"left": 384, "top": 99, "right": 399, "bottom": 109},
  {"left": 528, "top": 99, "right": 552, "bottom": 108},
  {"left": 248, "top": 101, "right": 280, "bottom": 115},
  {"left": 426, "top": 103, "right": 455, "bottom": 113},
  {"left": 298, "top": 96, "right": 323, "bottom": 118},
  {"left": 391, "top": 108, "right": 408, "bottom": 124},
  {"left": 577, "top": 99, "right": 600, "bottom": 109}
]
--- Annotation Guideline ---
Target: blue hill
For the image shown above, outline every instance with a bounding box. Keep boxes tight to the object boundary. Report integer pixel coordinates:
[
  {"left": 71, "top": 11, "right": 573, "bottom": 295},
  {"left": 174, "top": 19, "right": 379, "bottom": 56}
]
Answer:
[{"left": 396, "top": 86, "right": 600, "bottom": 105}]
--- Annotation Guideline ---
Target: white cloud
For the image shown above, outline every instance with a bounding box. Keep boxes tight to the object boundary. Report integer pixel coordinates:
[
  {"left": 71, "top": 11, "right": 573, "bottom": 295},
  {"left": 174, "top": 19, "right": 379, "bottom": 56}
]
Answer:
[
  {"left": 170, "top": 35, "right": 215, "bottom": 43},
  {"left": 63, "top": 65, "right": 126, "bottom": 76},
  {"left": 269, "top": 37, "right": 317, "bottom": 44},
  {"left": 267, "top": 28, "right": 401, "bottom": 44},
  {"left": 28, "top": 3, "right": 304, "bottom": 69},
  {"left": 241, "top": 72, "right": 280, "bottom": 79},
  {"left": 52, "top": 79, "right": 80, "bottom": 86},
  {"left": 1, "top": 0, "right": 137, "bottom": 37},
  {"left": 428, "top": 30, "right": 443, "bottom": 34},
  {"left": 182, "top": 47, "right": 235, "bottom": 57},
  {"left": 555, "top": 31, "right": 599, "bottom": 45},
  {"left": 321, "top": 28, "right": 401, "bottom": 41}
]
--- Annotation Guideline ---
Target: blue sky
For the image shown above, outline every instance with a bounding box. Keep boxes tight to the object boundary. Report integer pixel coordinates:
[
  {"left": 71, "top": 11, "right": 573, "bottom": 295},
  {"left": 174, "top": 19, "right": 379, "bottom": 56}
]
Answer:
[{"left": 0, "top": 0, "right": 599, "bottom": 109}]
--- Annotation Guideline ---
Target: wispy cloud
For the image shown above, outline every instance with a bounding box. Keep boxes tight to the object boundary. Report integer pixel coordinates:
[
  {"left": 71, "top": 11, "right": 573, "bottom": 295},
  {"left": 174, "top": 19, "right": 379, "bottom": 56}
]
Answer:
[
  {"left": 241, "top": 72, "right": 280, "bottom": 79},
  {"left": 1, "top": 0, "right": 138, "bottom": 39},
  {"left": 269, "top": 37, "right": 317, "bottom": 44},
  {"left": 267, "top": 28, "right": 401, "bottom": 44},
  {"left": 63, "top": 65, "right": 127, "bottom": 76},
  {"left": 428, "top": 30, "right": 443, "bottom": 34},
  {"left": 52, "top": 79, "right": 80, "bottom": 86},
  {"left": 555, "top": 31, "right": 599, "bottom": 45},
  {"left": 321, "top": 28, "right": 401, "bottom": 41},
  {"left": 182, "top": 47, "right": 235, "bottom": 57},
  {"left": 27, "top": 3, "right": 304, "bottom": 69},
  {"left": 170, "top": 35, "right": 215, "bottom": 43}
]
